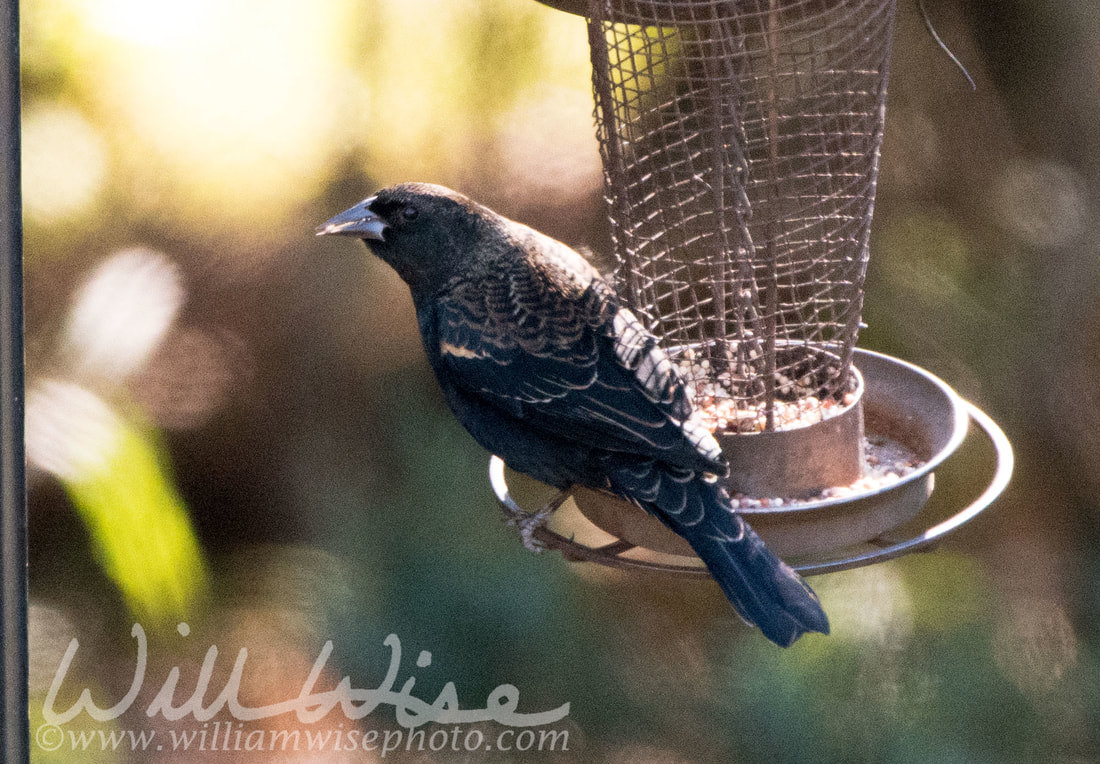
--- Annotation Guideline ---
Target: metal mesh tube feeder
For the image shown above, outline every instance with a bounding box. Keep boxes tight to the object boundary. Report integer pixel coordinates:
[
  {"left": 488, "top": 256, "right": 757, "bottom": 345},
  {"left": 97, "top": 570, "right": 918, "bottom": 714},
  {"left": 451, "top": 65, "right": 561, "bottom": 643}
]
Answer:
[{"left": 494, "top": 0, "right": 1012, "bottom": 572}]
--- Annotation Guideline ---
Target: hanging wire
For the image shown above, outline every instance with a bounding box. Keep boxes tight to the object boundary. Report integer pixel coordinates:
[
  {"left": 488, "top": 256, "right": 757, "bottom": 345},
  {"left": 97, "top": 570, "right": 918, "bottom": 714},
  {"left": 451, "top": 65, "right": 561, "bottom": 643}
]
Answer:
[{"left": 916, "top": 0, "right": 977, "bottom": 90}]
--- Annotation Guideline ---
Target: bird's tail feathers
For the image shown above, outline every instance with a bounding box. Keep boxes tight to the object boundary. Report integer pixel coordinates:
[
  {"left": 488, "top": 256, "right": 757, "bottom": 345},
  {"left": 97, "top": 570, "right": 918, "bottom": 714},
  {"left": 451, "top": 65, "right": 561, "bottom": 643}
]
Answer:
[
  {"left": 679, "top": 511, "right": 829, "bottom": 647},
  {"left": 621, "top": 464, "right": 829, "bottom": 647}
]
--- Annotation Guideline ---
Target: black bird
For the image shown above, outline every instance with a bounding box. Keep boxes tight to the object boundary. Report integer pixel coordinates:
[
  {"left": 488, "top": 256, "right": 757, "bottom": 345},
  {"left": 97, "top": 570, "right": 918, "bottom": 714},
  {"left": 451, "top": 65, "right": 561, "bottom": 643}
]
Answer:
[{"left": 318, "top": 183, "right": 829, "bottom": 646}]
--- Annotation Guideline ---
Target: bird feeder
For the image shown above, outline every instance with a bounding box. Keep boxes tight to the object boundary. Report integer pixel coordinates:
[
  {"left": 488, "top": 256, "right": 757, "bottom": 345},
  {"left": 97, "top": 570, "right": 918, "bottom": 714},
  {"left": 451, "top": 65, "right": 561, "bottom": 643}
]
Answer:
[{"left": 494, "top": 0, "right": 1012, "bottom": 574}]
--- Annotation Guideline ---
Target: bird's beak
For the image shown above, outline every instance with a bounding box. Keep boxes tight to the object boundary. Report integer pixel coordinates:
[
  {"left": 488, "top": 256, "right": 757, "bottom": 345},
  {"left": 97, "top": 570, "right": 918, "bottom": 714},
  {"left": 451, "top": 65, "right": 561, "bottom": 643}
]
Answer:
[{"left": 316, "top": 197, "right": 388, "bottom": 240}]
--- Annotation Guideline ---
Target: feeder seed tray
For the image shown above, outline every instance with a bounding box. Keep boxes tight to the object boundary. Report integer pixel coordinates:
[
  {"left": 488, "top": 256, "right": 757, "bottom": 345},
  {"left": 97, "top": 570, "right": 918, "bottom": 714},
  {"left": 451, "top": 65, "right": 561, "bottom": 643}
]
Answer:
[{"left": 491, "top": 349, "right": 1013, "bottom": 576}]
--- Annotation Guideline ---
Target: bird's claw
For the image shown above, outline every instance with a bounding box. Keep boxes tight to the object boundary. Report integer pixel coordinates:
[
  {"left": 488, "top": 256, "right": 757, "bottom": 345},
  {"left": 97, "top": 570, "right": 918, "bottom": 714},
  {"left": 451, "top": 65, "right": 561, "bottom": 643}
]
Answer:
[
  {"left": 501, "top": 505, "right": 550, "bottom": 553},
  {"left": 500, "top": 493, "right": 567, "bottom": 554}
]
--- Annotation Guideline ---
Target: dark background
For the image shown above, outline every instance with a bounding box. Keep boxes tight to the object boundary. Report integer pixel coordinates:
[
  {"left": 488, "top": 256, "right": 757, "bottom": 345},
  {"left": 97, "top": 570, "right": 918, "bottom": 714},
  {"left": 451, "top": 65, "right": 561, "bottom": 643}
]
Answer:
[{"left": 21, "top": 0, "right": 1100, "bottom": 761}]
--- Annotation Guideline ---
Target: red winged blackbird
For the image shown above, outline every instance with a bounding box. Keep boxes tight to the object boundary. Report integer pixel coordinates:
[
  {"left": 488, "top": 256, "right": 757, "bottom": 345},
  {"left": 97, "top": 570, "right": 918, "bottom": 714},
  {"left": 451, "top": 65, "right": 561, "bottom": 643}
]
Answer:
[{"left": 319, "top": 183, "right": 828, "bottom": 646}]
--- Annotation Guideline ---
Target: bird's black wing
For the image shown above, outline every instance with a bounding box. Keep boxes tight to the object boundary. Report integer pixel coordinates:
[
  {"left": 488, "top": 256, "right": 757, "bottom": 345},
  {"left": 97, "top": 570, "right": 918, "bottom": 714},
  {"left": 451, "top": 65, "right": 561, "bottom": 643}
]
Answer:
[{"left": 432, "top": 245, "right": 726, "bottom": 475}]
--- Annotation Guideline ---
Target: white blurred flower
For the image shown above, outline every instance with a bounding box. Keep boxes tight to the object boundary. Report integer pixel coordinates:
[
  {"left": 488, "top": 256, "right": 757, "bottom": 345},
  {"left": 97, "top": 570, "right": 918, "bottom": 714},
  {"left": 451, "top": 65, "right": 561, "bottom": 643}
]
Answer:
[
  {"left": 25, "top": 378, "right": 123, "bottom": 482},
  {"left": 61, "top": 247, "right": 185, "bottom": 382}
]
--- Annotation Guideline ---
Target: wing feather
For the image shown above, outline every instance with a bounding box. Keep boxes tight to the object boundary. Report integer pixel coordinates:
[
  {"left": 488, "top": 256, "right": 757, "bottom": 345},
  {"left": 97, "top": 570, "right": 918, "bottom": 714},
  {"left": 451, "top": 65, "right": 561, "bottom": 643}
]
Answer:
[{"left": 435, "top": 256, "right": 727, "bottom": 475}]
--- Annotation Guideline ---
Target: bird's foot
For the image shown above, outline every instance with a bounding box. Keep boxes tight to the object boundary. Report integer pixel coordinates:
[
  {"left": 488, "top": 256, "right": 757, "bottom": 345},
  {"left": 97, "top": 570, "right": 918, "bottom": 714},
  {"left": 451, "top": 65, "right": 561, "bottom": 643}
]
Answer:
[{"left": 501, "top": 492, "right": 567, "bottom": 554}]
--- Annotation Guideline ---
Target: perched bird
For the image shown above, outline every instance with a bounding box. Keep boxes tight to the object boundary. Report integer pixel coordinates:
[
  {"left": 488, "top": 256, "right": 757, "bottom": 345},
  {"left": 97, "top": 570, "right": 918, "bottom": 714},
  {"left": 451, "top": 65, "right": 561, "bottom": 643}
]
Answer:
[{"left": 318, "top": 183, "right": 829, "bottom": 646}]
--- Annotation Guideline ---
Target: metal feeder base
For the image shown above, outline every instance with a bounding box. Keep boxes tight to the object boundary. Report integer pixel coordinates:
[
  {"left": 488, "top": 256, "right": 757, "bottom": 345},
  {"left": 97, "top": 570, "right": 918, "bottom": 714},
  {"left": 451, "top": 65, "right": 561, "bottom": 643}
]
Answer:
[
  {"left": 490, "top": 349, "right": 1013, "bottom": 575},
  {"left": 713, "top": 363, "right": 865, "bottom": 500}
]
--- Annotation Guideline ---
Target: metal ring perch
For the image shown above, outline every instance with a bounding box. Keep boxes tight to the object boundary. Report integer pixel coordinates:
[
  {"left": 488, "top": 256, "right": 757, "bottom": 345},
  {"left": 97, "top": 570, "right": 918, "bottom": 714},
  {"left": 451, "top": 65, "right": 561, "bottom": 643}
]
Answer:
[{"left": 490, "top": 399, "right": 1012, "bottom": 577}]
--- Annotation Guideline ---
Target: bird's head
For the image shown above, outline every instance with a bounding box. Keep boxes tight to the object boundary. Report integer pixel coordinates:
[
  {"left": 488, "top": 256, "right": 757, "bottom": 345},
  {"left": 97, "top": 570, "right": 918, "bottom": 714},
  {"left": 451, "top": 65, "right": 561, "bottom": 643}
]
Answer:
[{"left": 317, "top": 183, "right": 489, "bottom": 298}]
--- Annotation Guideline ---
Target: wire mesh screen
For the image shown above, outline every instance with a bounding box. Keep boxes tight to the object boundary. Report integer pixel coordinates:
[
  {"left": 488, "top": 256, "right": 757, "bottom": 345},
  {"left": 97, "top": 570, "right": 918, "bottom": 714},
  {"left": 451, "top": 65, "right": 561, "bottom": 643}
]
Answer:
[{"left": 586, "top": 0, "right": 896, "bottom": 432}]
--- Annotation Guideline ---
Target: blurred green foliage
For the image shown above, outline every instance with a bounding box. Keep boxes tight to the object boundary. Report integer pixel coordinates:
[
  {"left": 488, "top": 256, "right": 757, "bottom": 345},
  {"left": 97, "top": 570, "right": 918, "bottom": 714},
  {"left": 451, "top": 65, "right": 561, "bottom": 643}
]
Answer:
[{"left": 63, "top": 415, "right": 208, "bottom": 630}]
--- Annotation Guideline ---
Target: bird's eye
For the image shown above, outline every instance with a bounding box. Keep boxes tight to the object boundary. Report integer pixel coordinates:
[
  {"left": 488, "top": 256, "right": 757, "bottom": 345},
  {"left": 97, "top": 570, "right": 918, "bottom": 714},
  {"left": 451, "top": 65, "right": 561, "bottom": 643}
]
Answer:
[{"left": 401, "top": 205, "right": 419, "bottom": 222}]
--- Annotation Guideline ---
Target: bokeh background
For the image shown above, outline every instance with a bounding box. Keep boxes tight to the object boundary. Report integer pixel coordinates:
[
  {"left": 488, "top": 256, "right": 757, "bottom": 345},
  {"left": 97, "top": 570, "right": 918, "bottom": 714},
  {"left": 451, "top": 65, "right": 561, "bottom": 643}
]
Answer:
[{"left": 20, "top": 0, "right": 1100, "bottom": 761}]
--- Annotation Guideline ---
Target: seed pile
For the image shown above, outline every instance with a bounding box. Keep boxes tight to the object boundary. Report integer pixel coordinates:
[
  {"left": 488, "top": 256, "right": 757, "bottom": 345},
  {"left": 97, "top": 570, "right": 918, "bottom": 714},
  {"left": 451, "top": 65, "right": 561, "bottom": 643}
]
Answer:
[{"left": 675, "top": 347, "right": 854, "bottom": 434}]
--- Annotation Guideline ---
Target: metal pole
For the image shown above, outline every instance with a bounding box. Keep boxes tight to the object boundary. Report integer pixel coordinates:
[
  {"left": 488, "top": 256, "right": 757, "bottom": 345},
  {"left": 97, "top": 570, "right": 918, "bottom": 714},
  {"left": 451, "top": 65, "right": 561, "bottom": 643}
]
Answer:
[{"left": 0, "top": 0, "right": 28, "bottom": 758}]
